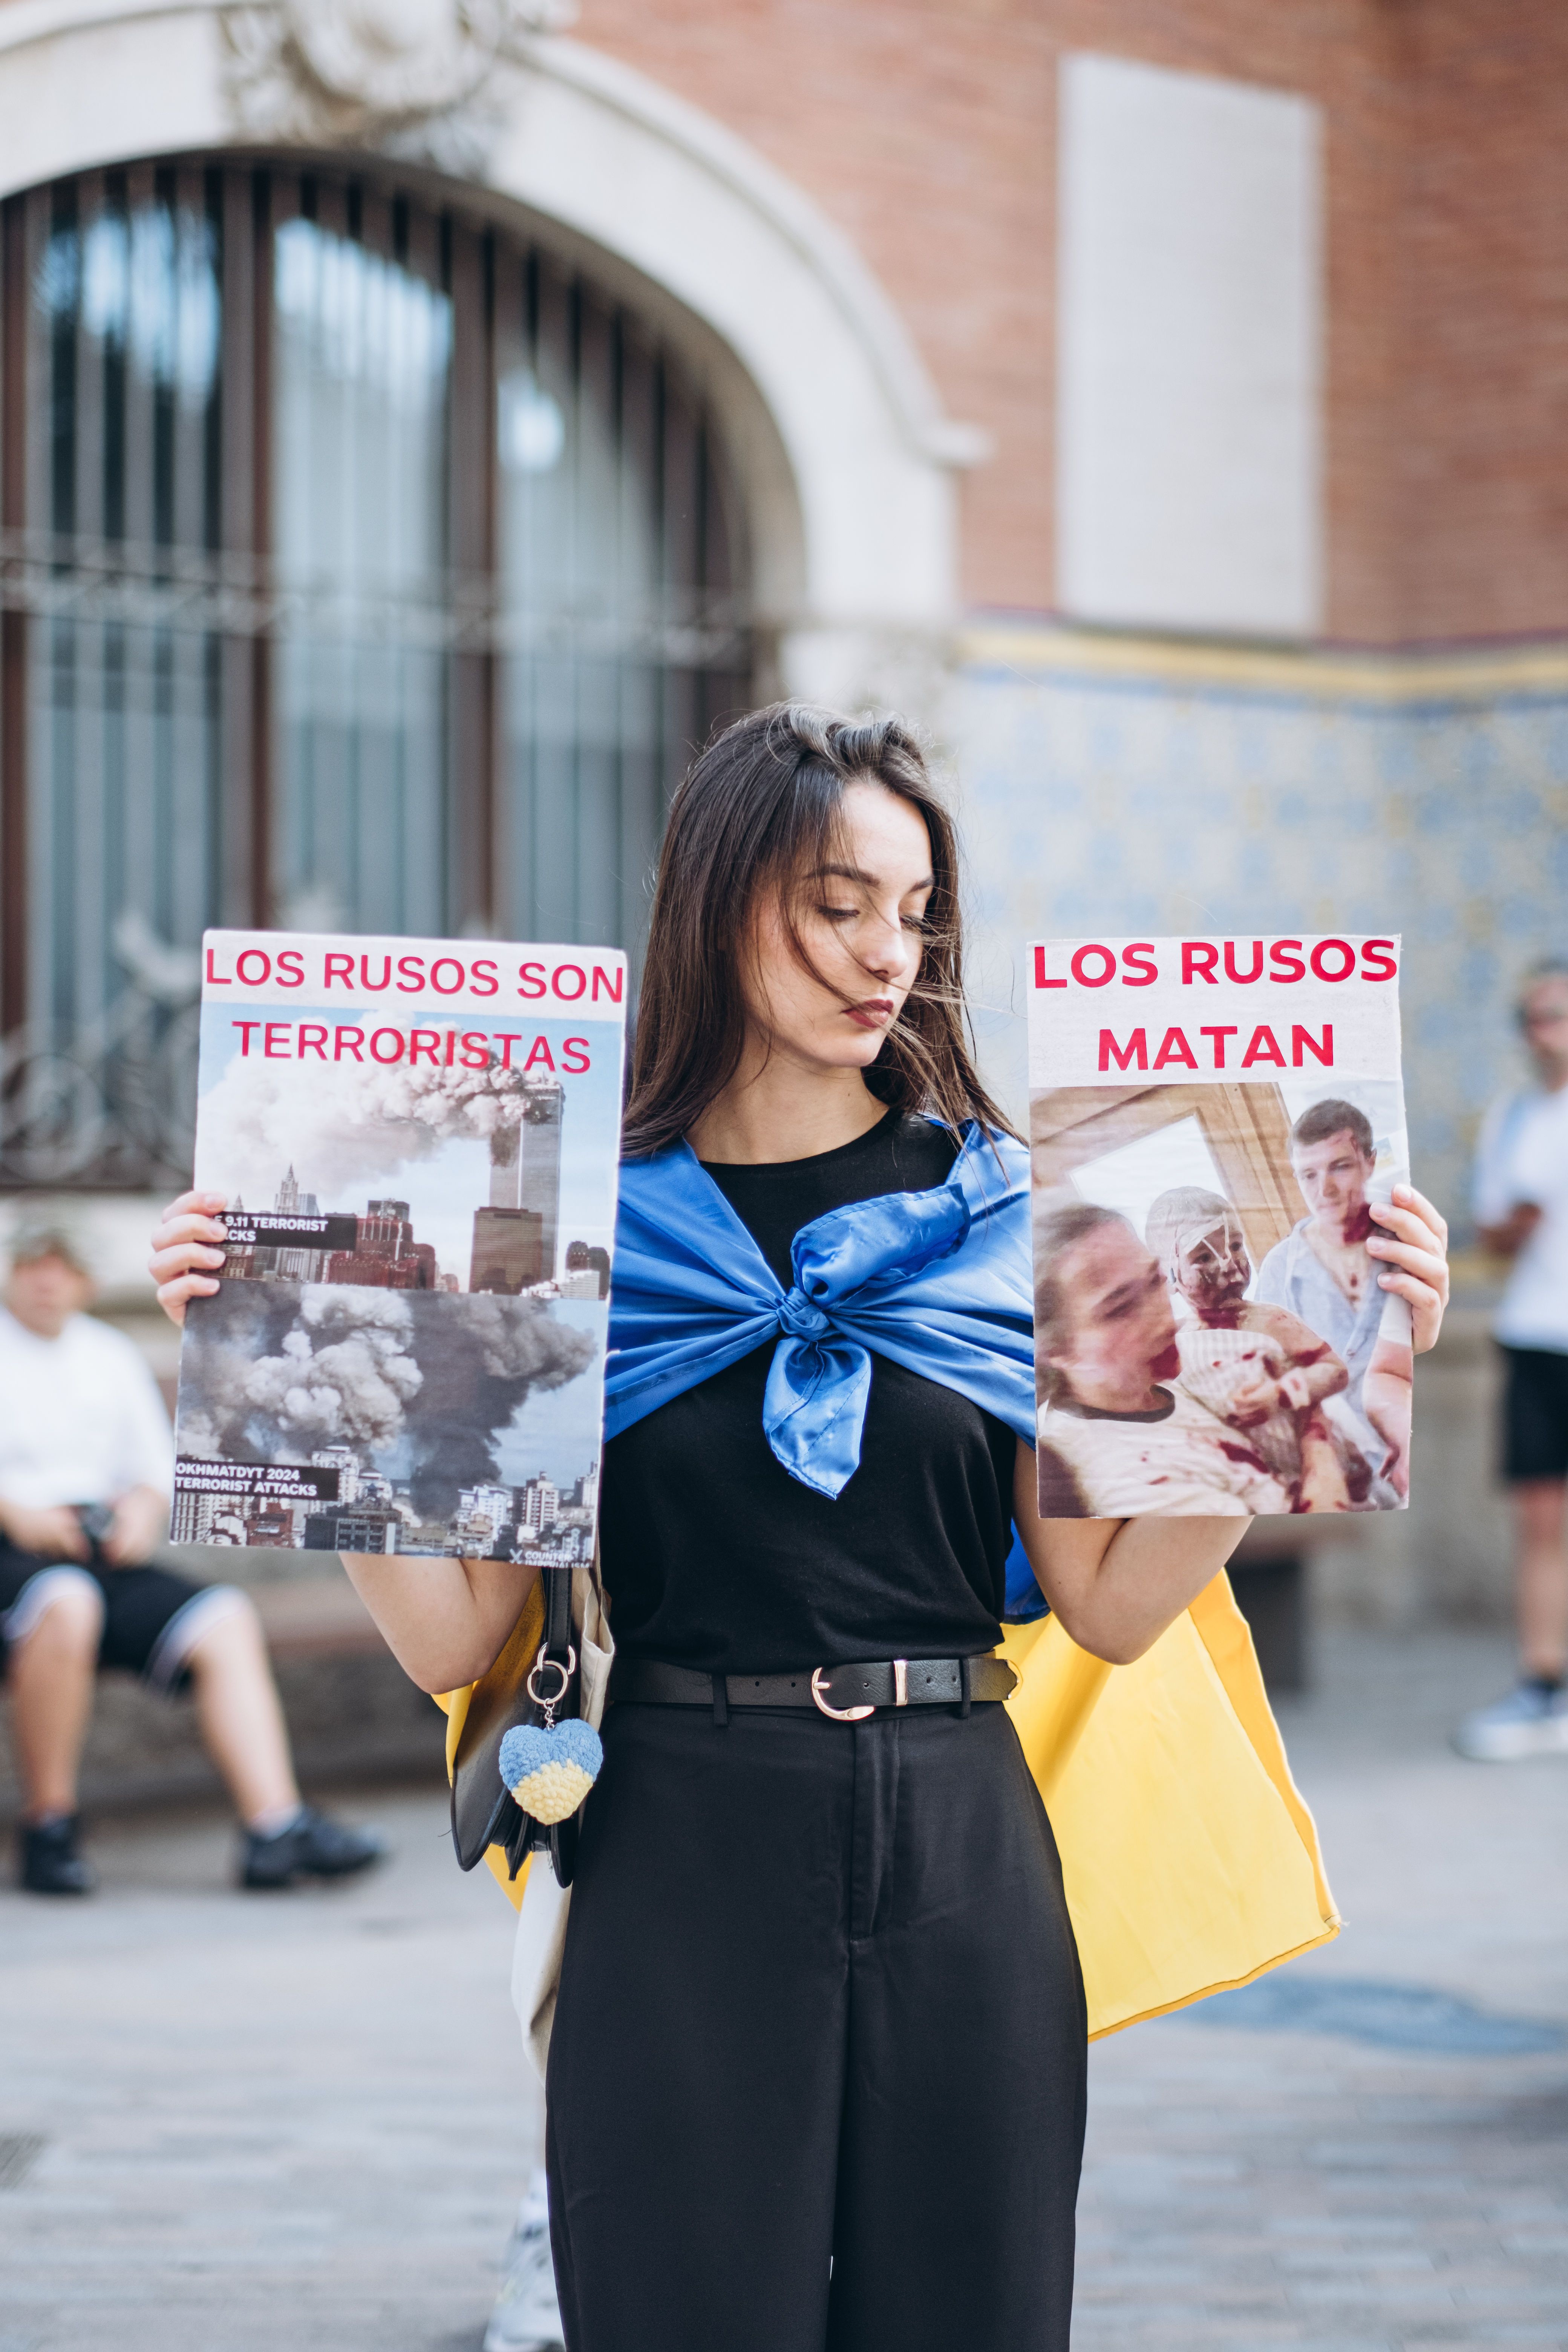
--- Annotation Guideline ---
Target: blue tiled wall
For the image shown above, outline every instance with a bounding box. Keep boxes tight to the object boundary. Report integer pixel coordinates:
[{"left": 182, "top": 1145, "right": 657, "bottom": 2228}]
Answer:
[{"left": 952, "top": 646, "right": 1568, "bottom": 1236}]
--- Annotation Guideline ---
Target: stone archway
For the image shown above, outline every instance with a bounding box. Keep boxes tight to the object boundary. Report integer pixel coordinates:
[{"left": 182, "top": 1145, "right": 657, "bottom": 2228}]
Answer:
[{"left": 0, "top": 0, "right": 986, "bottom": 704}]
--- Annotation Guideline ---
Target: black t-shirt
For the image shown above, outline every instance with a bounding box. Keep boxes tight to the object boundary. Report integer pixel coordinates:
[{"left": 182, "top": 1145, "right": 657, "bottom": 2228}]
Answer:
[{"left": 598, "top": 1109, "right": 1019, "bottom": 1675}]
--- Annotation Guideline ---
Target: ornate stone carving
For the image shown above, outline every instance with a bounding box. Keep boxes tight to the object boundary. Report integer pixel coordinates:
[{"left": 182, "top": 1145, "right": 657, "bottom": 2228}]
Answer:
[{"left": 221, "top": 0, "right": 575, "bottom": 175}]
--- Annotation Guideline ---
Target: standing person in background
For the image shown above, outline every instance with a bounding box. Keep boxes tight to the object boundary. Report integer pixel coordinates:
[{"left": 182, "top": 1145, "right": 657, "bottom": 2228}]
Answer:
[
  {"left": 0, "top": 1226, "right": 384, "bottom": 1891},
  {"left": 1456, "top": 960, "right": 1568, "bottom": 1759}
]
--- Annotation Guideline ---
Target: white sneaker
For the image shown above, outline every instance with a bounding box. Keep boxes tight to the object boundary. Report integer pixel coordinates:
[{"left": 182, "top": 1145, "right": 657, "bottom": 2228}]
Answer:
[
  {"left": 485, "top": 2172, "right": 564, "bottom": 2352},
  {"left": 1453, "top": 1680, "right": 1568, "bottom": 1761}
]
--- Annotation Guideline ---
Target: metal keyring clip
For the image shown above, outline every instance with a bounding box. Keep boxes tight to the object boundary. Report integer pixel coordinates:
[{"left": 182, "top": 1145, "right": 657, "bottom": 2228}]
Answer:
[{"left": 526, "top": 1644, "right": 577, "bottom": 1728}]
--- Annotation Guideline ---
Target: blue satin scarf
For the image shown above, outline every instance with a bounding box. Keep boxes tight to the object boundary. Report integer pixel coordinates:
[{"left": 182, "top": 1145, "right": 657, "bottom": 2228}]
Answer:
[{"left": 604, "top": 1120, "right": 1045, "bottom": 1617}]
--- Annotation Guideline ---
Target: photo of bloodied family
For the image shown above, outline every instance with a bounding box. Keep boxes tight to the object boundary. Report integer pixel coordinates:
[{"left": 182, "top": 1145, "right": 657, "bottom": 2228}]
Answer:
[{"left": 1028, "top": 935, "right": 1413, "bottom": 1517}]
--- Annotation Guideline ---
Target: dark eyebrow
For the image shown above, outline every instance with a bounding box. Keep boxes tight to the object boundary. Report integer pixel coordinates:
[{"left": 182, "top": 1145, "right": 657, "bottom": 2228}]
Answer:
[{"left": 807, "top": 863, "right": 936, "bottom": 893}]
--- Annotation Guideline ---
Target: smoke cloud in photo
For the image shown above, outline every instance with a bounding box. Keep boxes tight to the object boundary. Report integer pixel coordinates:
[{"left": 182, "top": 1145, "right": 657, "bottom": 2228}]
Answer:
[
  {"left": 194, "top": 1055, "right": 553, "bottom": 1202},
  {"left": 178, "top": 1282, "right": 599, "bottom": 1518}
]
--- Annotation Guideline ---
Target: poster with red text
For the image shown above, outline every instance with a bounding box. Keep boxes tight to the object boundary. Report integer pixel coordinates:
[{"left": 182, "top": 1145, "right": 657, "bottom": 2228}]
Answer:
[
  {"left": 1028, "top": 934, "right": 1411, "bottom": 1519},
  {"left": 170, "top": 931, "right": 626, "bottom": 1556}
]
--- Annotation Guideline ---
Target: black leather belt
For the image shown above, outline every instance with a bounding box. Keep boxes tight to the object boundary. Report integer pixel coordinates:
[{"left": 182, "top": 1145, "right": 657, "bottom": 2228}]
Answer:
[{"left": 610, "top": 1654, "right": 1018, "bottom": 1720}]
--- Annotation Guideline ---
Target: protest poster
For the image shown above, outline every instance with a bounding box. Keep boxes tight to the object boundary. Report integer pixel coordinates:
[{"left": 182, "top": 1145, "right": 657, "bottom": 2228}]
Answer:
[
  {"left": 1028, "top": 934, "right": 1412, "bottom": 1519},
  {"left": 170, "top": 932, "right": 626, "bottom": 1557}
]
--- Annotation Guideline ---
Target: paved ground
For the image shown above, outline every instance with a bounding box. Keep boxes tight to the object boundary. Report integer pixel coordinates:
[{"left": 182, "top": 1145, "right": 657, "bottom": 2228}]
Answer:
[
  {"left": 0, "top": 1782, "right": 535, "bottom": 2352},
  {"left": 1078, "top": 1629, "right": 1568, "bottom": 2352},
  {"left": 0, "top": 1628, "right": 1565, "bottom": 2350}
]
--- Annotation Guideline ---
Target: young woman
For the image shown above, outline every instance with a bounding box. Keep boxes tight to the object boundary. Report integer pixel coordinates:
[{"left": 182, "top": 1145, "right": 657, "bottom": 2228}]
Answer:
[{"left": 151, "top": 704, "right": 1451, "bottom": 2352}]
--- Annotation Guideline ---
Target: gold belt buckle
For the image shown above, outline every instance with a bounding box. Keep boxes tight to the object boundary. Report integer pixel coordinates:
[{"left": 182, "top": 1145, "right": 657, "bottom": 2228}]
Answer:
[{"left": 810, "top": 1666, "right": 875, "bottom": 1721}]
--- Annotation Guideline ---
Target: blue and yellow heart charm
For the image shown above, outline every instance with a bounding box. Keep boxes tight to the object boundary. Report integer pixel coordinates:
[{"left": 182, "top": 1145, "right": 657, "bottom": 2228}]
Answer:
[{"left": 499, "top": 1717, "right": 603, "bottom": 1826}]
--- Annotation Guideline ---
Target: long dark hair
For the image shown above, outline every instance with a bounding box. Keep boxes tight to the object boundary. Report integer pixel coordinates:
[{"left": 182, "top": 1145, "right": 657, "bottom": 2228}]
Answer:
[
  {"left": 622, "top": 701, "right": 1015, "bottom": 1159},
  {"left": 1034, "top": 1199, "right": 1131, "bottom": 1404}
]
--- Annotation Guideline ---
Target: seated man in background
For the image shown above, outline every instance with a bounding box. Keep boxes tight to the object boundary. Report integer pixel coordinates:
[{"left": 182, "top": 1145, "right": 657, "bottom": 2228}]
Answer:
[{"left": 0, "top": 1227, "right": 382, "bottom": 1896}]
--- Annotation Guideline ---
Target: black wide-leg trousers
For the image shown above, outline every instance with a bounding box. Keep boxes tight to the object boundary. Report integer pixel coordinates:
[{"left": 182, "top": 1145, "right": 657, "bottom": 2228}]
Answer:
[{"left": 545, "top": 1696, "right": 1087, "bottom": 2352}]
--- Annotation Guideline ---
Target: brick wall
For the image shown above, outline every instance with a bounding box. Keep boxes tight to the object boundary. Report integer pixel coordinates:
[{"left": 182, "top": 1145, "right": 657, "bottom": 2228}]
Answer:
[
  {"left": 577, "top": 0, "right": 1567, "bottom": 645},
  {"left": 1, "top": 0, "right": 1559, "bottom": 638},
  {"left": 1398, "top": 3, "right": 1568, "bottom": 642}
]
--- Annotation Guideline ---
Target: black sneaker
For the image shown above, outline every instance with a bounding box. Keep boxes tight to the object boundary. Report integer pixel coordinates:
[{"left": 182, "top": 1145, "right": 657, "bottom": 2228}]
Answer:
[
  {"left": 19, "top": 1813, "right": 95, "bottom": 1896},
  {"left": 240, "top": 1807, "right": 386, "bottom": 1891}
]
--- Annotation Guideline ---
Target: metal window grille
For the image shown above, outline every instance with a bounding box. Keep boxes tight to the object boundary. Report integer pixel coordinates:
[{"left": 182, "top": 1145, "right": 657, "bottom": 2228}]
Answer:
[{"left": 0, "top": 159, "right": 752, "bottom": 1188}]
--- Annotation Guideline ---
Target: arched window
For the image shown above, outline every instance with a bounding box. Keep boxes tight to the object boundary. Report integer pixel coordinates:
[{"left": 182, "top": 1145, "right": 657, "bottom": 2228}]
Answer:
[{"left": 0, "top": 160, "right": 751, "bottom": 1185}]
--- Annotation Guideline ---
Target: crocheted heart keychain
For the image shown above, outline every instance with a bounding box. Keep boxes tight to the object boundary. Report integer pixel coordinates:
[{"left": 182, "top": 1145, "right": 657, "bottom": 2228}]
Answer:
[{"left": 499, "top": 1643, "right": 603, "bottom": 1828}]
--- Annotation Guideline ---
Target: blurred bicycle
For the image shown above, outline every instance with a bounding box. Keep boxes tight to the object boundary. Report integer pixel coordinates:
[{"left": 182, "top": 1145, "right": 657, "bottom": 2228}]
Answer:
[{"left": 0, "top": 910, "right": 202, "bottom": 1187}]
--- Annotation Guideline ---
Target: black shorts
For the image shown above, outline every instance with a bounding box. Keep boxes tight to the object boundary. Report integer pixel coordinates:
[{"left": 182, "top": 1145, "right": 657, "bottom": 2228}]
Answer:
[
  {"left": 1499, "top": 1344, "right": 1568, "bottom": 1482},
  {"left": 0, "top": 1540, "right": 240, "bottom": 1692}
]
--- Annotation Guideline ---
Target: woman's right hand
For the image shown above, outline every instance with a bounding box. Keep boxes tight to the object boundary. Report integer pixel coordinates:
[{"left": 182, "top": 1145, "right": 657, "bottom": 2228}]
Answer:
[{"left": 149, "top": 1189, "right": 229, "bottom": 1326}]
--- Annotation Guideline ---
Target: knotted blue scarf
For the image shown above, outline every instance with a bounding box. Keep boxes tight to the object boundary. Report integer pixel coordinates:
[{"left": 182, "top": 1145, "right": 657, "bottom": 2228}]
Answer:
[{"left": 606, "top": 1112, "right": 1035, "bottom": 1474}]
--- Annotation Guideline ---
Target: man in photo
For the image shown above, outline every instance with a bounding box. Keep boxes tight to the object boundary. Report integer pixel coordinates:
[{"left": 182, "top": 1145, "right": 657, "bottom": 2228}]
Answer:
[
  {"left": 1035, "top": 1201, "right": 1294, "bottom": 1517},
  {"left": 1144, "top": 1186, "right": 1362, "bottom": 1512},
  {"left": 0, "top": 1227, "right": 384, "bottom": 1894},
  {"left": 1254, "top": 1098, "right": 1415, "bottom": 1496}
]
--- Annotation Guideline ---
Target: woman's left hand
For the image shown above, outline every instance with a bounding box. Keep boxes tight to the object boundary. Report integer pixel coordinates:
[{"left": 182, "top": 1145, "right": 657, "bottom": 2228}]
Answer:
[{"left": 1366, "top": 1184, "right": 1450, "bottom": 1355}]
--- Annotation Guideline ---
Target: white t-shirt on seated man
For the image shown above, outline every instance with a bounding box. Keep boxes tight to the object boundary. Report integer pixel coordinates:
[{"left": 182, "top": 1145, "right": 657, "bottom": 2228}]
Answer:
[{"left": 0, "top": 1288, "right": 174, "bottom": 1540}]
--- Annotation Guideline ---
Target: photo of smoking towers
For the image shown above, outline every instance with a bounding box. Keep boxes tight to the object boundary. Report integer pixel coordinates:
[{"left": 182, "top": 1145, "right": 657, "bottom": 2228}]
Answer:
[
  {"left": 177, "top": 999, "right": 623, "bottom": 1555},
  {"left": 173, "top": 1281, "right": 605, "bottom": 1557}
]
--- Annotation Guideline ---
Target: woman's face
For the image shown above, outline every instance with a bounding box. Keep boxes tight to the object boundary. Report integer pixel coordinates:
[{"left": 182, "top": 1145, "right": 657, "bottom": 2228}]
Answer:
[
  {"left": 744, "top": 779, "right": 933, "bottom": 1076},
  {"left": 1046, "top": 1222, "right": 1180, "bottom": 1412},
  {"left": 1172, "top": 1214, "right": 1251, "bottom": 1312},
  {"left": 1522, "top": 977, "right": 1568, "bottom": 1085}
]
